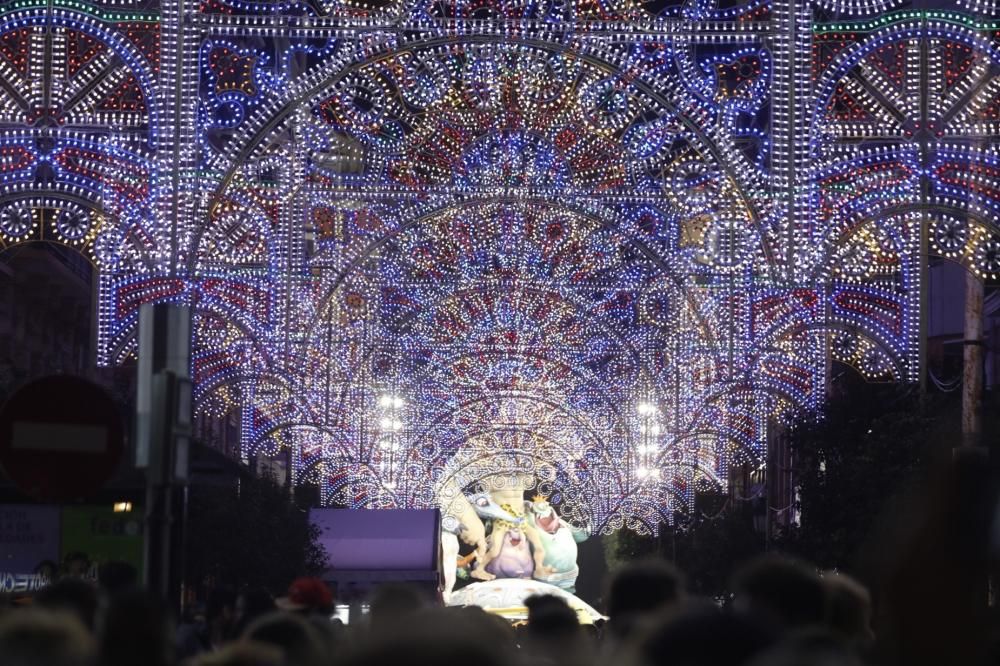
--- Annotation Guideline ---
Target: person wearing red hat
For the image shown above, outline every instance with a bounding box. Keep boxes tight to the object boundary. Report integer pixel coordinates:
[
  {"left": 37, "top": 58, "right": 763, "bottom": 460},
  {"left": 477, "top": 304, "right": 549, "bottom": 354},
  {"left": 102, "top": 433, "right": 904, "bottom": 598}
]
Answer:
[{"left": 275, "top": 578, "right": 333, "bottom": 616}]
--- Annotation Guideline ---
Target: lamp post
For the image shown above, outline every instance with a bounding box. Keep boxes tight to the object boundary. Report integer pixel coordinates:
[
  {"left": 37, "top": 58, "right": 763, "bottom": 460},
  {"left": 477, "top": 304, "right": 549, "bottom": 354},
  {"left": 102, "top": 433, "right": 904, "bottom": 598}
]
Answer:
[
  {"left": 635, "top": 400, "right": 662, "bottom": 483},
  {"left": 376, "top": 393, "right": 404, "bottom": 493}
]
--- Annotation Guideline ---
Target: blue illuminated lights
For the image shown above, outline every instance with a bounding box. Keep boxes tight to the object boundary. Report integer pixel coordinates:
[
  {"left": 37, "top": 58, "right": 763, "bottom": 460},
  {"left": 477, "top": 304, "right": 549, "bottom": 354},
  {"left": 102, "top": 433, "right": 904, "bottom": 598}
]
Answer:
[{"left": 0, "top": 0, "right": 998, "bottom": 534}]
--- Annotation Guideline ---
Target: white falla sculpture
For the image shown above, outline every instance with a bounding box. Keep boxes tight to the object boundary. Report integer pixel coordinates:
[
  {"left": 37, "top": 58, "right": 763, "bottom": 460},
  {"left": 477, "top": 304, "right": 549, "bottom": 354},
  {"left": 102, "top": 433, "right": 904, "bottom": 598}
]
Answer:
[{"left": 440, "top": 473, "right": 588, "bottom": 602}]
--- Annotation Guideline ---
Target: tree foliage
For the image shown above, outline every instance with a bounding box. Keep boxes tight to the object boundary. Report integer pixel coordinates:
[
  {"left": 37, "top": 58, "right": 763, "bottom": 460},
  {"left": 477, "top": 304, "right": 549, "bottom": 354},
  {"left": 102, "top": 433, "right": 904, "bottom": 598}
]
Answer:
[
  {"left": 185, "top": 473, "right": 327, "bottom": 594},
  {"left": 607, "top": 500, "right": 764, "bottom": 599},
  {"left": 774, "top": 378, "right": 957, "bottom": 573},
  {"left": 608, "top": 375, "right": 968, "bottom": 596},
  {"left": 672, "top": 509, "right": 764, "bottom": 598}
]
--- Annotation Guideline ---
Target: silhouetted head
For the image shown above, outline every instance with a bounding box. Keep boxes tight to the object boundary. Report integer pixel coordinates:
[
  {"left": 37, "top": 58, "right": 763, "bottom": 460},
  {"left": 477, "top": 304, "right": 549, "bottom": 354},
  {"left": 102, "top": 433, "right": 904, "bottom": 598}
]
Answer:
[
  {"left": 822, "top": 572, "right": 874, "bottom": 650},
  {"left": 97, "top": 561, "right": 138, "bottom": 595},
  {"left": 34, "top": 577, "right": 98, "bottom": 631},
  {"left": 732, "top": 556, "right": 826, "bottom": 633},
  {"left": 438, "top": 605, "right": 517, "bottom": 651},
  {"left": 62, "top": 552, "right": 91, "bottom": 579},
  {"left": 525, "top": 594, "right": 580, "bottom": 639},
  {"left": 368, "top": 583, "right": 425, "bottom": 632},
  {"left": 33, "top": 560, "right": 58, "bottom": 583},
  {"left": 244, "top": 610, "right": 328, "bottom": 666},
  {"left": 97, "top": 589, "right": 174, "bottom": 666},
  {"left": 336, "top": 607, "right": 511, "bottom": 666},
  {"left": 633, "top": 600, "right": 777, "bottom": 666},
  {"left": 606, "top": 559, "right": 685, "bottom": 640},
  {"left": 0, "top": 609, "right": 95, "bottom": 666},
  {"left": 746, "top": 629, "right": 864, "bottom": 666},
  {"left": 206, "top": 586, "right": 238, "bottom": 639},
  {"left": 191, "top": 640, "right": 284, "bottom": 666},
  {"left": 523, "top": 594, "right": 586, "bottom": 663},
  {"left": 234, "top": 587, "right": 277, "bottom": 636}
]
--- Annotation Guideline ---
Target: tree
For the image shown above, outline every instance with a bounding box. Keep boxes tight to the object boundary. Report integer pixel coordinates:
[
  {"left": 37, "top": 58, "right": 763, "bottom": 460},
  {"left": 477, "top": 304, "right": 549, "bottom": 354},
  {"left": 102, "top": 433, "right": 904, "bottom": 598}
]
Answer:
[
  {"left": 774, "top": 376, "right": 958, "bottom": 573},
  {"left": 607, "top": 375, "right": 970, "bottom": 596},
  {"left": 606, "top": 498, "right": 764, "bottom": 598},
  {"left": 185, "top": 472, "right": 327, "bottom": 594},
  {"left": 672, "top": 509, "right": 764, "bottom": 598}
]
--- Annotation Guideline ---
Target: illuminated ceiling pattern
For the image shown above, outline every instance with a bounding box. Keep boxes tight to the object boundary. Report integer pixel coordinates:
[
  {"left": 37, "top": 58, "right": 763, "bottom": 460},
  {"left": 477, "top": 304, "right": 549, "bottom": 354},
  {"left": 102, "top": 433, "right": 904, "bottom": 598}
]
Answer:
[{"left": 1, "top": 0, "right": 999, "bottom": 532}]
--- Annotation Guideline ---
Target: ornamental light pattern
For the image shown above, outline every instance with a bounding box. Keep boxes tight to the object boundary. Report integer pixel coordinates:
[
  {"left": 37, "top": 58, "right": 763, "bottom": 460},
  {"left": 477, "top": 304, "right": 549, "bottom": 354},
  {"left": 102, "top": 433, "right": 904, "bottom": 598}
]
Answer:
[{"left": 0, "top": 0, "right": 998, "bottom": 533}]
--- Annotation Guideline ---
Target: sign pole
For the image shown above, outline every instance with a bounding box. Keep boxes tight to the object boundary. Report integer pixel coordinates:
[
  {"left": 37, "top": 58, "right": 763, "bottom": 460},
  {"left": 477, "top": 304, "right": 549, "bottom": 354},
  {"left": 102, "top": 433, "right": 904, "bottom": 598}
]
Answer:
[{"left": 137, "top": 303, "right": 192, "bottom": 611}]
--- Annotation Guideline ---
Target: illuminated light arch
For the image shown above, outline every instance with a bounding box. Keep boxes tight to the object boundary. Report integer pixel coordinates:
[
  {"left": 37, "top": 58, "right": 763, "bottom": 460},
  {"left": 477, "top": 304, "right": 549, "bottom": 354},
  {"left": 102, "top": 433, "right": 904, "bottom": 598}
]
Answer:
[
  {"left": 0, "top": 4, "right": 168, "bottom": 368},
  {"left": 827, "top": 327, "right": 903, "bottom": 383},
  {"left": 196, "top": 195, "right": 281, "bottom": 269},
  {"left": 812, "top": 16, "right": 1000, "bottom": 137},
  {"left": 267, "top": 177, "right": 755, "bottom": 525},
  {"left": 0, "top": 9, "right": 160, "bottom": 241},
  {"left": 411, "top": 431, "right": 670, "bottom": 534},
  {"left": 303, "top": 197, "right": 728, "bottom": 342},
  {"left": 0, "top": 8, "right": 159, "bottom": 135},
  {"left": 927, "top": 210, "right": 1000, "bottom": 281},
  {"left": 196, "top": 35, "right": 774, "bottom": 269},
  {"left": 2, "top": 0, "right": 994, "bottom": 529},
  {"left": 806, "top": 12, "right": 1000, "bottom": 386}
]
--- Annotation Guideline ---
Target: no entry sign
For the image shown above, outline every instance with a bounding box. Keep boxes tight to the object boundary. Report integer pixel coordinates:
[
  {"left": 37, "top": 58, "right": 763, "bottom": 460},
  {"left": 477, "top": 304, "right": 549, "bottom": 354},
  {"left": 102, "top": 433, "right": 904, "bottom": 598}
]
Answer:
[{"left": 0, "top": 376, "right": 125, "bottom": 502}]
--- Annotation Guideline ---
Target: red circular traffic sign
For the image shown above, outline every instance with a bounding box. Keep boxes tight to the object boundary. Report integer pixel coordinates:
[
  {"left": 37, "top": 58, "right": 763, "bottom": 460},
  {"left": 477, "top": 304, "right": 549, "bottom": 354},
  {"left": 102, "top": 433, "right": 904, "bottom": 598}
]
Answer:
[{"left": 0, "top": 375, "right": 125, "bottom": 502}]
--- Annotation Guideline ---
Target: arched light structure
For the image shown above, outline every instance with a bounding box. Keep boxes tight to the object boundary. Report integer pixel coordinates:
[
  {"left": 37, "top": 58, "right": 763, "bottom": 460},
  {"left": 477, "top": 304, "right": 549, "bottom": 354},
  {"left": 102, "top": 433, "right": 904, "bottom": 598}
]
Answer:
[{"left": 1, "top": 0, "right": 998, "bottom": 533}]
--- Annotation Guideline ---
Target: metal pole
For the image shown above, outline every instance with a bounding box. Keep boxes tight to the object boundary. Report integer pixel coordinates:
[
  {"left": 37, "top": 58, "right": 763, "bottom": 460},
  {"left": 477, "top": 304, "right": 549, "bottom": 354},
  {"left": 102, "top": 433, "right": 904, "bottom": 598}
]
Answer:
[
  {"left": 138, "top": 304, "right": 191, "bottom": 612},
  {"left": 962, "top": 270, "right": 983, "bottom": 448},
  {"left": 918, "top": 216, "right": 929, "bottom": 396}
]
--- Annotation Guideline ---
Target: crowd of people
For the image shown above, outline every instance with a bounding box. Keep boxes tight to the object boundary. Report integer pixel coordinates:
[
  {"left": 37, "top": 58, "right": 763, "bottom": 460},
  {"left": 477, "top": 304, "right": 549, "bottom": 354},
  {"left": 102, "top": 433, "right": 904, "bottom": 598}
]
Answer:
[{"left": 0, "top": 554, "right": 977, "bottom": 666}]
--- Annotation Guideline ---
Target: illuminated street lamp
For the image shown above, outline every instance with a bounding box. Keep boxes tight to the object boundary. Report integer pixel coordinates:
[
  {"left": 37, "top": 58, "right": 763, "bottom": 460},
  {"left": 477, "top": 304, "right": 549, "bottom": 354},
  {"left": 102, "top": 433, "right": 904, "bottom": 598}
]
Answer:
[
  {"left": 635, "top": 398, "right": 663, "bottom": 483},
  {"left": 376, "top": 392, "right": 404, "bottom": 493}
]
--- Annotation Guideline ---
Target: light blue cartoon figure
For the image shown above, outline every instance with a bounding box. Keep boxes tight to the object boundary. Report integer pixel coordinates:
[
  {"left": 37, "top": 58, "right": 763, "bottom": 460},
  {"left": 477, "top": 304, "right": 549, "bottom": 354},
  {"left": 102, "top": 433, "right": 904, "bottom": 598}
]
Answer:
[{"left": 527, "top": 495, "right": 588, "bottom": 592}]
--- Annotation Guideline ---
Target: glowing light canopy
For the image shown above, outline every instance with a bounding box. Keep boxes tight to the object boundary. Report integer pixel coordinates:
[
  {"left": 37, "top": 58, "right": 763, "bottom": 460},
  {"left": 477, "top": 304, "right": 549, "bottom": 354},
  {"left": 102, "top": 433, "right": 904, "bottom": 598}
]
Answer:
[{"left": 1, "top": 0, "right": 999, "bottom": 533}]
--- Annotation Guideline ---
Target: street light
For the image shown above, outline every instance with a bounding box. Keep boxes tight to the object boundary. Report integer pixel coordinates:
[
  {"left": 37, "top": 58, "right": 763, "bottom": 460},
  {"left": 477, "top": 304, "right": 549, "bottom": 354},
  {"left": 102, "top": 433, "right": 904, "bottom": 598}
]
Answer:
[
  {"left": 379, "top": 394, "right": 405, "bottom": 410},
  {"left": 376, "top": 390, "right": 405, "bottom": 493},
  {"left": 635, "top": 398, "right": 663, "bottom": 484}
]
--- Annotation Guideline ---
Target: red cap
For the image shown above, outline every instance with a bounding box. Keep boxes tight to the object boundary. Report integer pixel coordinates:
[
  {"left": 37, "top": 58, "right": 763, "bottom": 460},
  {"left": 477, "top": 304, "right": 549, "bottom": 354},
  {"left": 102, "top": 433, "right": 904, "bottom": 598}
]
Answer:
[{"left": 276, "top": 577, "right": 333, "bottom": 612}]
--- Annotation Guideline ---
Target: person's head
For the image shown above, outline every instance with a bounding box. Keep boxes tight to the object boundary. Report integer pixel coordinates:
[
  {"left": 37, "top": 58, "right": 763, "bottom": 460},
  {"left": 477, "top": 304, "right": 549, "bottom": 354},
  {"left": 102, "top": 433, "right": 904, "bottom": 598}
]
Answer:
[
  {"left": 275, "top": 577, "right": 333, "bottom": 616},
  {"left": 34, "top": 577, "right": 99, "bottom": 631},
  {"left": 732, "top": 556, "right": 826, "bottom": 633},
  {"left": 235, "top": 587, "right": 277, "bottom": 634},
  {"left": 97, "top": 561, "right": 138, "bottom": 595},
  {"left": 308, "top": 614, "right": 346, "bottom": 662},
  {"left": 192, "top": 641, "right": 284, "bottom": 666},
  {"left": 606, "top": 559, "right": 685, "bottom": 640},
  {"left": 745, "top": 629, "right": 864, "bottom": 666},
  {"left": 96, "top": 589, "right": 175, "bottom": 666},
  {"left": 335, "top": 607, "right": 511, "bottom": 666},
  {"left": 633, "top": 600, "right": 777, "bottom": 666},
  {"left": 525, "top": 594, "right": 580, "bottom": 640},
  {"left": 0, "top": 609, "right": 95, "bottom": 666},
  {"left": 63, "top": 552, "right": 91, "bottom": 579},
  {"left": 243, "top": 611, "right": 328, "bottom": 666},
  {"left": 207, "top": 586, "right": 238, "bottom": 631},
  {"left": 369, "top": 584, "right": 425, "bottom": 632},
  {"left": 523, "top": 594, "right": 584, "bottom": 661},
  {"left": 822, "top": 572, "right": 874, "bottom": 650},
  {"left": 33, "top": 560, "right": 58, "bottom": 583},
  {"left": 454, "top": 606, "right": 517, "bottom": 650}
]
